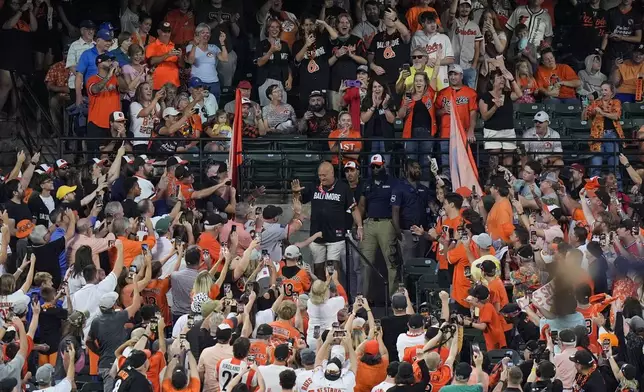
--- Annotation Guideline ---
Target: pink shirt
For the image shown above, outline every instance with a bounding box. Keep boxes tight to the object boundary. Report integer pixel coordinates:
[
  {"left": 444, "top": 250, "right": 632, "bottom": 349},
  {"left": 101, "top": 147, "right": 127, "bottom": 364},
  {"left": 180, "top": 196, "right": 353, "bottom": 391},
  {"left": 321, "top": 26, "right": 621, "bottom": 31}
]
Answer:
[
  {"left": 553, "top": 346, "right": 578, "bottom": 388},
  {"left": 66, "top": 233, "right": 116, "bottom": 267},
  {"left": 218, "top": 221, "right": 253, "bottom": 257},
  {"left": 197, "top": 343, "right": 234, "bottom": 392}
]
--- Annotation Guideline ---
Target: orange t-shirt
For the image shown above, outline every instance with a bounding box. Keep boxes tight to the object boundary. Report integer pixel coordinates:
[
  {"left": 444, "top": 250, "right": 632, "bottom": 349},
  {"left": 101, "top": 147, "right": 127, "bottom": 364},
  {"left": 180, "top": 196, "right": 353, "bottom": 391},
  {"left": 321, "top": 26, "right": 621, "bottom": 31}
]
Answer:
[
  {"left": 145, "top": 40, "right": 180, "bottom": 90},
  {"left": 179, "top": 182, "right": 195, "bottom": 209},
  {"left": 249, "top": 339, "right": 274, "bottom": 365},
  {"left": 269, "top": 319, "right": 301, "bottom": 345},
  {"left": 162, "top": 377, "right": 200, "bottom": 392},
  {"left": 405, "top": 6, "right": 442, "bottom": 34},
  {"left": 617, "top": 60, "right": 644, "bottom": 94},
  {"left": 142, "top": 277, "right": 171, "bottom": 324},
  {"left": 447, "top": 241, "right": 485, "bottom": 308},
  {"left": 479, "top": 302, "right": 507, "bottom": 350},
  {"left": 488, "top": 277, "right": 512, "bottom": 332},
  {"left": 487, "top": 198, "right": 514, "bottom": 243},
  {"left": 109, "top": 235, "right": 157, "bottom": 268},
  {"left": 535, "top": 63, "right": 579, "bottom": 99},
  {"left": 164, "top": 9, "right": 195, "bottom": 47},
  {"left": 87, "top": 74, "right": 120, "bottom": 129},
  {"left": 328, "top": 129, "right": 362, "bottom": 166},
  {"left": 355, "top": 358, "right": 389, "bottom": 392},
  {"left": 403, "top": 345, "right": 449, "bottom": 364},
  {"left": 413, "top": 362, "right": 452, "bottom": 390},
  {"left": 435, "top": 86, "right": 478, "bottom": 138},
  {"left": 436, "top": 214, "right": 464, "bottom": 270}
]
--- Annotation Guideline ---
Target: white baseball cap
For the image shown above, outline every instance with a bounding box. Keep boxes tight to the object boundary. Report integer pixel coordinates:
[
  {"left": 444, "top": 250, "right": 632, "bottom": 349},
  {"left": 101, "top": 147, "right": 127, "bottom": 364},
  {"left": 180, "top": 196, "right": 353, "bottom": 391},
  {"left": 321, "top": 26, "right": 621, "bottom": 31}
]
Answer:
[
  {"left": 534, "top": 111, "right": 550, "bottom": 123},
  {"left": 370, "top": 154, "right": 385, "bottom": 166},
  {"left": 448, "top": 64, "right": 464, "bottom": 74},
  {"left": 344, "top": 161, "right": 358, "bottom": 170},
  {"left": 162, "top": 107, "right": 180, "bottom": 118}
]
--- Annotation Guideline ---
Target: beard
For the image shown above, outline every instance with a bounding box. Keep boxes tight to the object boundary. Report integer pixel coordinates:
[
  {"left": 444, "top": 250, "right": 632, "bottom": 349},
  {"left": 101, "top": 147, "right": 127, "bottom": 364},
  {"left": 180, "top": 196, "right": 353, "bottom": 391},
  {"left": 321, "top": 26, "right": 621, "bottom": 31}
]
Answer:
[{"left": 309, "top": 103, "right": 323, "bottom": 112}]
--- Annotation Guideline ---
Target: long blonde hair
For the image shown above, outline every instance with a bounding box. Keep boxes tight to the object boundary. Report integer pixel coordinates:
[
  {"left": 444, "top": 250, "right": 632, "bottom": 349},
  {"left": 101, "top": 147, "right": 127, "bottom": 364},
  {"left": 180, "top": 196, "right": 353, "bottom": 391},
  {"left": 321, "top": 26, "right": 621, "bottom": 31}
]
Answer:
[
  {"left": 192, "top": 271, "right": 212, "bottom": 296},
  {"left": 309, "top": 280, "right": 329, "bottom": 306}
]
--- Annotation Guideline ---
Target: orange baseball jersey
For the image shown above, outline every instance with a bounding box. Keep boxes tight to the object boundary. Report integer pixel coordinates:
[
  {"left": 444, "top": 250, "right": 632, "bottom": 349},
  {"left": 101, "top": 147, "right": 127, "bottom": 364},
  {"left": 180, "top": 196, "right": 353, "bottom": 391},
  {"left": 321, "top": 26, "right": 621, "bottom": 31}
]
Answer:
[
  {"left": 248, "top": 339, "right": 274, "bottom": 366},
  {"left": 435, "top": 86, "right": 478, "bottom": 138}
]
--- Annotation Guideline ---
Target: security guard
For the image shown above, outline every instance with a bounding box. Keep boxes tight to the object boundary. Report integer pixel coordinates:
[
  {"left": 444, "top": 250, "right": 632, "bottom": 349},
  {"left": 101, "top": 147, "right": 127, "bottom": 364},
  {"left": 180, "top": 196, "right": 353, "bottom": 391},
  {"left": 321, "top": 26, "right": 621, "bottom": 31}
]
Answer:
[
  {"left": 392, "top": 159, "right": 430, "bottom": 262},
  {"left": 358, "top": 155, "right": 399, "bottom": 296},
  {"left": 344, "top": 161, "right": 363, "bottom": 297}
]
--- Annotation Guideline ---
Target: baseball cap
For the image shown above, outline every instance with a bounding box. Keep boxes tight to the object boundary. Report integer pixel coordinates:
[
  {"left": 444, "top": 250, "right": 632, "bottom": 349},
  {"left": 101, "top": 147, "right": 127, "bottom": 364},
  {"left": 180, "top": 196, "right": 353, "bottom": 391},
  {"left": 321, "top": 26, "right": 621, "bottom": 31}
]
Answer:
[
  {"left": 619, "top": 218, "right": 636, "bottom": 231},
  {"left": 634, "top": 44, "right": 644, "bottom": 53},
  {"left": 96, "top": 29, "right": 113, "bottom": 41},
  {"left": 621, "top": 364, "right": 637, "bottom": 381},
  {"left": 370, "top": 154, "right": 385, "bottom": 166},
  {"left": 256, "top": 324, "right": 273, "bottom": 336},
  {"left": 629, "top": 315, "right": 644, "bottom": 332},
  {"left": 455, "top": 186, "right": 472, "bottom": 198},
  {"left": 544, "top": 204, "right": 563, "bottom": 220},
  {"left": 159, "top": 21, "right": 172, "bottom": 32},
  {"left": 215, "top": 323, "right": 233, "bottom": 340},
  {"left": 241, "top": 98, "right": 252, "bottom": 105},
  {"left": 569, "top": 350, "right": 594, "bottom": 366},
  {"left": 448, "top": 64, "right": 463, "bottom": 74},
  {"left": 300, "top": 348, "right": 315, "bottom": 366},
  {"left": 68, "top": 310, "right": 89, "bottom": 327},
  {"left": 284, "top": 245, "right": 301, "bottom": 259},
  {"left": 155, "top": 217, "right": 172, "bottom": 235},
  {"left": 357, "top": 65, "right": 369, "bottom": 73},
  {"left": 534, "top": 111, "right": 550, "bottom": 122},
  {"left": 12, "top": 295, "right": 30, "bottom": 315},
  {"left": 454, "top": 362, "right": 473, "bottom": 380},
  {"left": 37, "top": 164, "right": 54, "bottom": 174},
  {"left": 99, "top": 22, "right": 114, "bottom": 31},
  {"left": 364, "top": 340, "right": 379, "bottom": 355},
  {"left": 263, "top": 205, "right": 283, "bottom": 220},
  {"left": 571, "top": 163, "right": 585, "bottom": 173},
  {"left": 95, "top": 53, "right": 115, "bottom": 65},
  {"left": 55, "top": 159, "right": 69, "bottom": 169},
  {"left": 99, "top": 292, "right": 119, "bottom": 309},
  {"left": 162, "top": 107, "right": 180, "bottom": 119},
  {"left": 593, "top": 188, "right": 611, "bottom": 207},
  {"left": 16, "top": 219, "right": 34, "bottom": 239},
  {"left": 134, "top": 154, "right": 155, "bottom": 166},
  {"left": 174, "top": 165, "right": 192, "bottom": 180},
  {"left": 203, "top": 213, "right": 226, "bottom": 227},
  {"left": 309, "top": 90, "right": 325, "bottom": 98},
  {"left": 344, "top": 161, "right": 358, "bottom": 170},
  {"left": 0, "top": 378, "right": 17, "bottom": 392},
  {"left": 472, "top": 233, "right": 492, "bottom": 248},
  {"left": 110, "top": 111, "right": 126, "bottom": 122},
  {"left": 79, "top": 20, "right": 96, "bottom": 29},
  {"left": 35, "top": 364, "right": 55, "bottom": 385},
  {"left": 408, "top": 314, "right": 424, "bottom": 328},
  {"left": 237, "top": 80, "right": 252, "bottom": 89},
  {"left": 558, "top": 328, "right": 576, "bottom": 343},
  {"left": 539, "top": 171, "right": 559, "bottom": 184},
  {"left": 56, "top": 185, "right": 77, "bottom": 200},
  {"left": 91, "top": 158, "right": 107, "bottom": 166},
  {"left": 188, "top": 77, "right": 204, "bottom": 89},
  {"left": 166, "top": 156, "right": 188, "bottom": 167}
]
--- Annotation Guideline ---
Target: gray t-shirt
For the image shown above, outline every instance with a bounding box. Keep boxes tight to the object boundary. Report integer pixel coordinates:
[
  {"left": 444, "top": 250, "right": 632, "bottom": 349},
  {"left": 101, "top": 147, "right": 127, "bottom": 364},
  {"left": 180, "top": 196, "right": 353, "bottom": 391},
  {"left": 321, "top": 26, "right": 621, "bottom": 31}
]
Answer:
[
  {"left": 0, "top": 353, "right": 24, "bottom": 389},
  {"left": 260, "top": 222, "right": 288, "bottom": 262},
  {"left": 88, "top": 310, "right": 130, "bottom": 369},
  {"left": 170, "top": 268, "right": 200, "bottom": 315}
]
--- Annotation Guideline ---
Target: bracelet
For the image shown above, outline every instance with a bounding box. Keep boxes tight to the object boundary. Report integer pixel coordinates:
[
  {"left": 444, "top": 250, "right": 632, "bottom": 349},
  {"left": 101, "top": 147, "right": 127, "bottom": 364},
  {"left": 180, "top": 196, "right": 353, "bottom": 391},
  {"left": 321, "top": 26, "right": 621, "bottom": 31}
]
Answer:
[
  {"left": 625, "top": 163, "right": 631, "bottom": 168},
  {"left": 30, "top": 161, "right": 37, "bottom": 165}
]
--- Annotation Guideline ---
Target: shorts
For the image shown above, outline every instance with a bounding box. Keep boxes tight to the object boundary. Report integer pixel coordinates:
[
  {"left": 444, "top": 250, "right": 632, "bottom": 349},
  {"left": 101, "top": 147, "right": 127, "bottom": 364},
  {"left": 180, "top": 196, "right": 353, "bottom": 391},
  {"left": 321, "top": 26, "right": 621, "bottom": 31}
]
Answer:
[
  {"left": 309, "top": 240, "right": 345, "bottom": 265},
  {"left": 483, "top": 128, "right": 516, "bottom": 150}
]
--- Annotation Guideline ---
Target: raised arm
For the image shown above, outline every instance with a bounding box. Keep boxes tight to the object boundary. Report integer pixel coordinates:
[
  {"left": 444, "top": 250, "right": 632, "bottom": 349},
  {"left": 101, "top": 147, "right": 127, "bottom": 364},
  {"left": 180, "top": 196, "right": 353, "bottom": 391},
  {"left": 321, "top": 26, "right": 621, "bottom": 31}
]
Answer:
[{"left": 18, "top": 253, "right": 36, "bottom": 293}]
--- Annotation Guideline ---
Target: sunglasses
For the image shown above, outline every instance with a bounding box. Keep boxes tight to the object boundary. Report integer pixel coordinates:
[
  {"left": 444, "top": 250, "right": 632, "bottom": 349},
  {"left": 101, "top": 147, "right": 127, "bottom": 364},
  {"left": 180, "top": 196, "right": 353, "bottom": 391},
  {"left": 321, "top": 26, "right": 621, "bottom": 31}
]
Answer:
[
  {"left": 534, "top": 120, "right": 545, "bottom": 124},
  {"left": 370, "top": 165, "right": 382, "bottom": 169},
  {"left": 411, "top": 55, "right": 425, "bottom": 59}
]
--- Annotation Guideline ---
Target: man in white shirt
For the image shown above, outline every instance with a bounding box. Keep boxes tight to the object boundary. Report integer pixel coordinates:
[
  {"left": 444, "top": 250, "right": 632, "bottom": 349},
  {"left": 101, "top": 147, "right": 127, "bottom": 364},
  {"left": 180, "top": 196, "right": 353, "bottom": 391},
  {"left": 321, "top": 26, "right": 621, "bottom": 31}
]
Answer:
[
  {"left": 188, "top": 77, "right": 218, "bottom": 125},
  {"left": 132, "top": 155, "right": 157, "bottom": 202},
  {"left": 551, "top": 328, "right": 578, "bottom": 389},
  {"left": 396, "top": 314, "right": 426, "bottom": 361},
  {"left": 522, "top": 111, "right": 563, "bottom": 166},
  {"left": 71, "top": 239, "right": 125, "bottom": 339},
  {"left": 505, "top": 0, "right": 553, "bottom": 48},
  {"left": 309, "top": 332, "right": 357, "bottom": 392},
  {"left": 295, "top": 349, "right": 316, "bottom": 392},
  {"left": 258, "top": 344, "right": 291, "bottom": 392},
  {"left": 371, "top": 362, "right": 398, "bottom": 392},
  {"left": 446, "top": 0, "right": 482, "bottom": 88},
  {"left": 66, "top": 20, "right": 96, "bottom": 94},
  {"left": 33, "top": 347, "right": 75, "bottom": 392},
  {"left": 411, "top": 11, "right": 455, "bottom": 90}
]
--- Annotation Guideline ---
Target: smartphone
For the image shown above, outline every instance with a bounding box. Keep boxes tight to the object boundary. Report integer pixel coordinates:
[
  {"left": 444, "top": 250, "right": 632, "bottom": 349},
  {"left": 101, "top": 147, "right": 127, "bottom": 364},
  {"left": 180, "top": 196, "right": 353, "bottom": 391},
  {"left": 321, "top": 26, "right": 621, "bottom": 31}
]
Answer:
[
  {"left": 262, "top": 250, "right": 270, "bottom": 264},
  {"left": 247, "top": 355, "right": 256, "bottom": 365},
  {"left": 26, "top": 245, "right": 33, "bottom": 260},
  {"left": 402, "top": 63, "right": 410, "bottom": 72},
  {"left": 108, "top": 240, "right": 114, "bottom": 247},
  {"left": 326, "top": 260, "right": 335, "bottom": 275},
  {"left": 551, "top": 330, "right": 559, "bottom": 341},
  {"left": 530, "top": 230, "right": 537, "bottom": 245},
  {"left": 448, "top": 228, "right": 455, "bottom": 239},
  {"left": 405, "top": 91, "right": 412, "bottom": 99},
  {"left": 602, "top": 338, "right": 611, "bottom": 351},
  {"left": 224, "top": 283, "right": 232, "bottom": 298},
  {"left": 430, "top": 157, "right": 438, "bottom": 171},
  {"left": 344, "top": 80, "right": 361, "bottom": 88},
  {"left": 255, "top": 207, "right": 262, "bottom": 216},
  {"left": 397, "top": 282, "right": 405, "bottom": 294},
  {"left": 332, "top": 321, "right": 340, "bottom": 329},
  {"left": 203, "top": 249, "right": 210, "bottom": 258},
  {"left": 442, "top": 225, "right": 449, "bottom": 235},
  {"left": 374, "top": 319, "right": 381, "bottom": 328},
  {"left": 231, "top": 225, "right": 237, "bottom": 233},
  {"left": 313, "top": 325, "right": 321, "bottom": 339},
  {"left": 472, "top": 342, "right": 481, "bottom": 357},
  {"left": 632, "top": 226, "right": 639, "bottom": 236},
  {"left": 187, "top": 313, "right": 194, "bottom": 329},
  {"left": 141, "top": 243, "right": 149, "bottom": 253},
  {"left": 507, "top": 361, "right": 514, "bottom": 367},
  {"left": 225, "top": 179, "right": 232, "bottom": 186},
  {"left": 333, "top": 329, "right": 347, "bottom": 338},
  {"left": 150, "top": 317, "right": 158, "bottom": 333}
]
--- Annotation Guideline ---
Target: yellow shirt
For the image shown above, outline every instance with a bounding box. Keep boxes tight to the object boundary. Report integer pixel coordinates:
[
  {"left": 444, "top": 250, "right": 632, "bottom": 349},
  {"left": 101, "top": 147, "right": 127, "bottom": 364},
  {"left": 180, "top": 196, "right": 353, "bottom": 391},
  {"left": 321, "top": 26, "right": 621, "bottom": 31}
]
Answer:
[{"left": 397, "top": 65, "right": 447, "bottom": 92}]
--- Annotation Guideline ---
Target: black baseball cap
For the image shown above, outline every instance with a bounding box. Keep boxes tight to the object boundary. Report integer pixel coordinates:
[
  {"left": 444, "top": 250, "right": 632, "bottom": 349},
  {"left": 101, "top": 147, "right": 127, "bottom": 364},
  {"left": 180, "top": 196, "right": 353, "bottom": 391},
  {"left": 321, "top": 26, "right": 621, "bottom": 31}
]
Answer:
[
  {"left": 256, "top": 324, "right": 273, "bottom": 337},
  {"left": 408, "top": 314, "right": 424, "bottom": 329},
  {"left": 95, "top": 53, "right": 116, "bottom": 65},
  {"left": 203, "top": 213, "right": 226, "bottom": 226},
  {"left": 559, "top": 329, "right": 576, "bottom": 344},
  {"left": 80, "top": 20, "right": 96, "bottom": 29},
  {"left": 175, "top": 165, "right": 193, "bottom": 180},
  {"left": 569, "top": 350, "right": 594, "bottom": 366},
  {"left": 0, "top": 379, "right": 17, "bottom": 392},
  {"left": 263, "top": 205, "right": 283, "bottom": 220},
  {"left": 391, "top": 294, "right": 407, "bottom": 310}
]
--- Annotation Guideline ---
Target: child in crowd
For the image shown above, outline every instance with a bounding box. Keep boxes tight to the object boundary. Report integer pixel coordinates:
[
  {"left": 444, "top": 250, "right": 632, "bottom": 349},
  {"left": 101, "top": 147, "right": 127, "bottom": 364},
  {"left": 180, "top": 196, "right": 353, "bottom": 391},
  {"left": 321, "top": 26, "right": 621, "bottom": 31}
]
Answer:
[
  {"left": 37, "top": 286, "right": 70, "bottom": 366},
  {"left": 205, "top": 109, "right": 232, "bottom": 152}
]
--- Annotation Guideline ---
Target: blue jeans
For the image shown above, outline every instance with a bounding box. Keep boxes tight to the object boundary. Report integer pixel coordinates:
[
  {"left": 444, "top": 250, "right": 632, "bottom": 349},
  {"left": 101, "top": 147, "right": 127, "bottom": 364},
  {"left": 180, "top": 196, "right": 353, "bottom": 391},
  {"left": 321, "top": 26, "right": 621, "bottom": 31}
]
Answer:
[
  {"left": 404, "top": 127, "right": 434, "bottom": 177},
  {"left": 369, "top": 141, "right": 391, "bottom": 176},
  {"left": 439, "top": 140, "right": 450, "bottom": 176},
  {"left": 462, "top": 67, "right": 477, "bottom": 89},
  {"left": 202, "top": 81, "right": 221, "bottom": 102},
  {"left": 590, "top": 129, "right": 619, "bottom": 178}
]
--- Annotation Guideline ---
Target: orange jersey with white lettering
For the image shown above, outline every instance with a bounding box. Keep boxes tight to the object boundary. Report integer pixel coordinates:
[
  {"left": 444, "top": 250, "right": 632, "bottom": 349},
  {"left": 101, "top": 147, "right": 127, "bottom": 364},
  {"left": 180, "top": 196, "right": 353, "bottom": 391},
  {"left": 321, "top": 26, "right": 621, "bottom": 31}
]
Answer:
[
  {"left": 216, "top": 358, "right": 257, "bottom": 392},
  {"left": 403, "top": 345, "right": 450, "bottom": 364},
  {"left": 413, "top": 361, "right": 452, "bottom": 391},
  {"left": 249, "top": 339, "right": 274, "bottom": 366},
  {"left": 279, "top": 264, "right": 312, "bottom": 295},
  {"left": 269, "top": 319, "right": 301, "bottom": 345}
]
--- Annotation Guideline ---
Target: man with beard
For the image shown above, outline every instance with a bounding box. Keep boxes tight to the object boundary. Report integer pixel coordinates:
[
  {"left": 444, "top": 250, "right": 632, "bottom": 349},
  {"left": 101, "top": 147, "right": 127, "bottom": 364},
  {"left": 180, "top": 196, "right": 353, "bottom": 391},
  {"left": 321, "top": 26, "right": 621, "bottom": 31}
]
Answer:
[
  {"left": 567, "top": 163, "right": 586, "bottom": 200},
  {"left": 368, "top": 7, "right": 411, "bottom": 97},
  {"left": 329, "top": 14, "right": 368, "bottom": 110},
  {"left": 297, "top": 91, "right": 338, "bottom": 151},
  {"left": 352, "top": 1, "right": 385, "bottom": 47},
  {"left": 224, "top": 81, "right": 259, "bottom": 120},
  {"left": 257, "top": 0, "right": 299, "bottom": 48},
  {"left": 293, "top": 16, "right": 338, "bottom": 111},
  {"left": 5, "top": 179, "right": 34, "bottom": 269},
  {"left": 74, "top": 29, "right": 115, "bottom": 106},
  {"left": 343, "top": 161, "right": 363, "bottom": 297},
  {"left": 132, "top": 155, "right": 155, "bottom": 202},
  {"left": 446, "top": 0, "right": 482, "bottom": 89},
  {"left": 358, "top": 155, "right": 399, "bottom": 297},
  {"left": 241, "top": 98, "right": 268, "bottom": 138}
]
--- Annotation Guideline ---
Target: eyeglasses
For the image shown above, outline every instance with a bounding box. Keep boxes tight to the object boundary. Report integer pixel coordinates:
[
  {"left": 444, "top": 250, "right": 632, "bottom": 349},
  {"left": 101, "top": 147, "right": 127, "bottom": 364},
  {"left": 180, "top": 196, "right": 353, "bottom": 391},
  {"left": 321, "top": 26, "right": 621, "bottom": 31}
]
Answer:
[{"left": 411, "top": 55, "right": 425, "bottom": 60}]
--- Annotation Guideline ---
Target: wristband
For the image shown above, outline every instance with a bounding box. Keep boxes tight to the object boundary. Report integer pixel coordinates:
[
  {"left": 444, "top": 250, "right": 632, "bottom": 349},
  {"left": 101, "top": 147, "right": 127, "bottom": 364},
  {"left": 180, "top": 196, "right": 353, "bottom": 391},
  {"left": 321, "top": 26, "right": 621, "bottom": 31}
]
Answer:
[{"left": 625, "top": 163, "right": 631, "bottom": 168}]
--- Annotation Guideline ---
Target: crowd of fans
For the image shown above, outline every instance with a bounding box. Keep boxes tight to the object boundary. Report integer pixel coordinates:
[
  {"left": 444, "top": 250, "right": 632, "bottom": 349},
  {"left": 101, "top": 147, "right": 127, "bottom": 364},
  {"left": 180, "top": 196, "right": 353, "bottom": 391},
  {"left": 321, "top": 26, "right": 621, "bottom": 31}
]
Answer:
[{"left": 0, "top": 0, "right": 644, "bottom": 392}]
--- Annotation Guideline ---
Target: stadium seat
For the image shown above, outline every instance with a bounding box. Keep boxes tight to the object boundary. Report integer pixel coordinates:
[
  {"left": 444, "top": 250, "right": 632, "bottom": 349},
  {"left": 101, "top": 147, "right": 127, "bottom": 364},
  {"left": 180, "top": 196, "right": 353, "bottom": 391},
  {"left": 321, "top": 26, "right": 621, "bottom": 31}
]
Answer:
[
  {"left": 551, "top": 103, "right": 582, "bottom": 118},
  {"left": 286, "top": 153, "right": 321, "bottom": 184},
  {"left": 474, "top": 117, "right": 484, "bottom": 138},
  {"left": 622, "top": 102, "right": 644, "bottom": 118},
  {"left": 562, "top": 118, "right": 591, "bottom": 152},
  {"left": 514, "top": 103, "right": 545, "bottom": 119},
  {"left": 513, "top": 118, "right": 525, "bottom": 133},
  {"left": 243, "top": 139, "right": 273, "bottom": 151},
  {"left": 549, "top": 118, "right": 566, "bottom": 136},
  {"left": 244, "top": 153, "right": 284, "bottom": 191},
  {"left": 631, "top": 118, "right": 644, "bottom": 132},
  {"left": 276, "top": 137, "right": 309, "bottom": 151}
]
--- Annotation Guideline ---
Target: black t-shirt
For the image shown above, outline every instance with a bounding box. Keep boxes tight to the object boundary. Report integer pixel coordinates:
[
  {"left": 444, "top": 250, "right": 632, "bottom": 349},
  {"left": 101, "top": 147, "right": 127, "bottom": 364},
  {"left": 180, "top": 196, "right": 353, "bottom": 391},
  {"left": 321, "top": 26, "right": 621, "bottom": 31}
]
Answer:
[
  {"left": 292, "top": 33, "right": 332, "bottom": 96},
  {"left": 114, "top": 365, "right": 153, "bottom": 392},
  {"left": 606, "top": 6, "right": 642, "bottom": 58},
  {"left": 503, "top": 387, "right": 522, "bottom": 392},
  {"left": 346, "top": 181, "right": 363, "bottom": 231},
  {"left": 194, "top": 2, "right": 239, "bottom": 51},
  {"left": 301, "top": 179, "right": 355, "bottom": 243},
  {"left": 524, "top": 379, "right": 564, "bottom": 392},
  {"left": 575, "top": 5, "right": 607, "bottom": 56},
  {"left": 368, "top": 30, "right": 410, "bottom": 86},
  {"left": 38, "top": 306, "right": 68, "bottom": 354},
  {"left": 255, "top": 39, "right": 291, "bottom": 86},
  {"left": 412, "top": 98, "right": 432, "bottom": 129},
  {"left": 7, "top": 200, "right": 33, "bottom": 226},
  {"left": 481, "top": 92, "right": 514, "bottom": 130},
  {"left": 574, "top": 369, "right": 606, "bottom": 392},
  {"left": 330, "top": 35, "right": 368, "bottom": 90},
  {"left": 381, "top": 314, "right": 410, "bottom": 359},
  {"left": 33, "top": 237, "right": 67, "bottom": 288},
  {"left": 387, "top": 384, "right": 425, "bottom": 392},
  {"left": 304, "top": 110, "right": 339, "bottom": 150},
  {"left": 122, "top": 198, "right": 140, "bottom": 218}
]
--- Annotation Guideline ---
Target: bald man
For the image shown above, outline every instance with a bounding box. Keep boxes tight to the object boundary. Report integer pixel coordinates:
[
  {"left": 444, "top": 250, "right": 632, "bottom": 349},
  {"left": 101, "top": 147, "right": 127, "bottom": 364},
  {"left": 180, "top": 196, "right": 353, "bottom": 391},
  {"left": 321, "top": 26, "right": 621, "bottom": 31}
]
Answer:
[
  {"left": 67, "top": 217, "right": 116, "bottom": 267},
  {"left": 291, "top": 162, "right": 363, "bottom": 279}
]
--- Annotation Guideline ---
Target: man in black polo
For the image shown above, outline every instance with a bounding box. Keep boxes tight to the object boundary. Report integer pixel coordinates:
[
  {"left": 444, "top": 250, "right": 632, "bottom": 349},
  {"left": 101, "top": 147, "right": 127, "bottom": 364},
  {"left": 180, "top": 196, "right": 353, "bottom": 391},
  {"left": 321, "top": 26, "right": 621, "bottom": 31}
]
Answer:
[
  {"left": 392, "top": 160, "right": 430, "bottom": 262},
  {"left": 291, "top": 161, "right": 362, "bottom": 279},
  {"left": 359, "top": 154, "right": 399, "bottom": 297}
]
